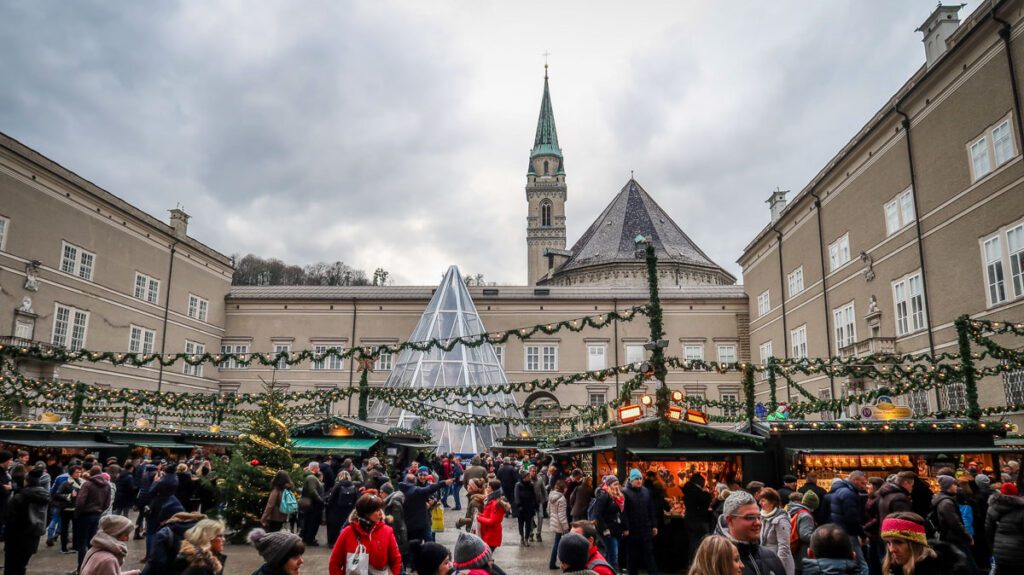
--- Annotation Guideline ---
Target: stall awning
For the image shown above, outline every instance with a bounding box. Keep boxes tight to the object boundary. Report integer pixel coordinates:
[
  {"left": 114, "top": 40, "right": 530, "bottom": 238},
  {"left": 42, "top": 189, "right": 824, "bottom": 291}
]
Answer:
[
  {"left": 390, "top": 441, "right": 438, "bottom": 450},
  {"left": 628, "top": 447, "right": 763, "bottom": 456},
  {"left": 788, "top": 447, "right": 1012, "bottom": 455},
  {"left": 543, "top": 446, "right": 607, "bottom": 456},
  {"left": 0, "top": 438, "right": 116, "bottom": 449},
  {"left": 131, "top": 441, "right": 196, "bottom": 449},
  {"left": 292, "top": 438, "right": 379, "bottom": 453}
]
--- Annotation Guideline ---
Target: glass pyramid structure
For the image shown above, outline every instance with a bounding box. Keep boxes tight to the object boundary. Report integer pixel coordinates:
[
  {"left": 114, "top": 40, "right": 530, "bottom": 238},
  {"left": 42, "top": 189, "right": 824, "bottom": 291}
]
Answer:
[{"left": 369, "top": 266, "right": 526, "bottom": 454}]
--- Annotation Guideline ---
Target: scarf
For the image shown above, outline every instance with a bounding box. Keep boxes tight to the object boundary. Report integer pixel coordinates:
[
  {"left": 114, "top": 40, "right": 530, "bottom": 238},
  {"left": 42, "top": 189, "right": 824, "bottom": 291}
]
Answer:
[
  {"left": 357, "top": 516, "right": 377, "bottom": 536},
  {"left": 605, "top": 486, "right": 625, "bottom": 511}
]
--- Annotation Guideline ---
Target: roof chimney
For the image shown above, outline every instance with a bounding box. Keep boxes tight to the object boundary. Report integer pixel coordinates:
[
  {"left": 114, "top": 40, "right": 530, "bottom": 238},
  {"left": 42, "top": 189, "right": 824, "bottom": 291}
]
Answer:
[
  {"left": 767, "top": 189, "right": 789, "bottom": 224},
  {"left": 169, "top": 207, "right": 190, "bottom": 239},
  {"left": 917, "top": 4, "right": 965, "bottom": 68}
]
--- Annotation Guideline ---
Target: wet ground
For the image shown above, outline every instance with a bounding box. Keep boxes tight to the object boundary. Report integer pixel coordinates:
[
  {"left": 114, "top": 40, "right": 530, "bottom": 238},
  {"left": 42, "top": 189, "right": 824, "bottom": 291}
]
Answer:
[{"left": 17, "top": 495, "right": 555, "bottom": 574}]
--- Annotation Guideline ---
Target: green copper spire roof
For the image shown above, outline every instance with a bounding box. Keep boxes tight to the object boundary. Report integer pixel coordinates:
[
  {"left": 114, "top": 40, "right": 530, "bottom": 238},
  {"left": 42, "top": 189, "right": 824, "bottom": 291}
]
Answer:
[{"left": 530, "top": 67, "right": 563, "bottom": 161}]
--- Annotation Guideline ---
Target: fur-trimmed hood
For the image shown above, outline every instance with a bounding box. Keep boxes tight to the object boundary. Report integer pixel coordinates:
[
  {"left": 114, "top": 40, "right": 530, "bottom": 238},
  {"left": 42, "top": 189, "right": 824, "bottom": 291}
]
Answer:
[
  {"left": 988, "top": 491, "right": 1024, "bottom": 513},
  {"left": 176, "top": 539, "right": 225, "bottom": 574}
]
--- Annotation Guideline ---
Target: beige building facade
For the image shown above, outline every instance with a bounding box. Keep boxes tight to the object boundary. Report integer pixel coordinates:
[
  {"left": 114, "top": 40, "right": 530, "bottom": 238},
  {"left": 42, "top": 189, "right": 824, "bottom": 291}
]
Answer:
[
  {"left": 0, "top": 133, "right": 233, "bottom": 423},
  {"left": 739, "top": 1, "right": 1024, "bottom": 423}
]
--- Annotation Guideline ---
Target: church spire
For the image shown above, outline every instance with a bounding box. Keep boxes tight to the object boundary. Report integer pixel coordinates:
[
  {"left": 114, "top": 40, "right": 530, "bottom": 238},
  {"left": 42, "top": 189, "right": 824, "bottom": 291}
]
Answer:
[{"left": 530, "top": 67, "right": 563, "bottom": 167}]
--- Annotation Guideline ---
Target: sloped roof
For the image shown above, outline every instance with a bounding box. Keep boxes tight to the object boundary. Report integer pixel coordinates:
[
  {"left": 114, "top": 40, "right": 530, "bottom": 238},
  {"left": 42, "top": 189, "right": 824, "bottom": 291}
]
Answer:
[{"left": 555, "top": 179, "right": 735, "bottom": 282}]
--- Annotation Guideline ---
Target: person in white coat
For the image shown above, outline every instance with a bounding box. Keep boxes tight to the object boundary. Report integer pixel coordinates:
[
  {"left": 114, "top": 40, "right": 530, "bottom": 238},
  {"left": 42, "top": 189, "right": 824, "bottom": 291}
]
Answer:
[
  {"left": 759, "top": 487, "right": 795, "bottom": 575},
  {"left": 547, "top": 479, "right": 571, "bottom": 570}
]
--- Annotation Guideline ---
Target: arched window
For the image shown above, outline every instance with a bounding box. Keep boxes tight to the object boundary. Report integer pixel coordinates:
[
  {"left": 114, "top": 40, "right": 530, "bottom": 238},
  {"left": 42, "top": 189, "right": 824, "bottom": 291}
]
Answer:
[
  {"left": 541, "top": 201, "right": 552, "bottom": 227},
  {"left": 543, "top": 160, "right": 549, "bottom": 175}
]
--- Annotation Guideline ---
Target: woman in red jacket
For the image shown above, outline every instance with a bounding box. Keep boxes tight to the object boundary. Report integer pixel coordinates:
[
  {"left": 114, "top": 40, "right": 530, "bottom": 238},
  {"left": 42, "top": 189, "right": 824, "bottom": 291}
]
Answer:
[
  {"left": 473, "top": 479, "right": 511, "bottom": 551},
  {"left": 329, "top": 493, "right": 402, "bottom": 575}
]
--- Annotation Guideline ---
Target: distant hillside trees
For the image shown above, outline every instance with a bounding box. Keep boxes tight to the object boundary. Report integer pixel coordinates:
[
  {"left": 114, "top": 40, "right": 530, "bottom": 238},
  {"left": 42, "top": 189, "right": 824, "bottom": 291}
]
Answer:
[{"left": 231, "top": 254, "right": 390, "bottom": 286}]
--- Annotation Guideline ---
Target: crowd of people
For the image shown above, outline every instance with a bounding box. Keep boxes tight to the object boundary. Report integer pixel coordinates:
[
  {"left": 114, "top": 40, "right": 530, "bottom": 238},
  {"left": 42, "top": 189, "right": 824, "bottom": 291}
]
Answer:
[{"left": 2, "top": 446, "right": 1024, "bottom": 575}]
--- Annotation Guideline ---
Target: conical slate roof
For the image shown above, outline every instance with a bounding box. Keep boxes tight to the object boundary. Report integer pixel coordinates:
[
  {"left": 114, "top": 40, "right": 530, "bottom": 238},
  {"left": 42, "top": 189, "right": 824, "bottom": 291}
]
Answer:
[
  {"left": 369, "top": 266, "right": 525, "bottom": 454},
  {"left": 556, "top": 179, "right": 734, "bottom": 281}
]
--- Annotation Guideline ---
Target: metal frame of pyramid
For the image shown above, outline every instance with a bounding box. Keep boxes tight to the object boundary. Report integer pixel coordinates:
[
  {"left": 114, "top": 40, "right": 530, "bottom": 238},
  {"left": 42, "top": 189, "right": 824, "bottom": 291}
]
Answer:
[{"left": 369, "top": 266, "right": 526, "bottom": 454}]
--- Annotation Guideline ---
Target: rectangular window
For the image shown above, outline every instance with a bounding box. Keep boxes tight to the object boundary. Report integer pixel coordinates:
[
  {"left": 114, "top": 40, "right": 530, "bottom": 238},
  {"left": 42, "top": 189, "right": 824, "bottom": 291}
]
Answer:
[
  {"left": 542, "top": 345, "right": 557, "bottom": 371},
  {"left": 60, "top": 241, "right": 95, "bottom": 280},
  {"left": 273, "top": 343, "right": 291, "bottom": 370},
  {"left": 818, "top": 389, "right": 833, "bottom": 421},
  {"left": 720, "top": 393, "right": 739, "bottom": 419},
  {"left": 787, "top": 267, "right": 804, "bottom": 297},
  {"left": 0, "top": 216, "right": 8, "bottom": 251},
  {"left": 790, "top": 325, "right": 808, "bottom": 359},
  {"left": 757, "top": 290, "right": 770, "bottom": 316},
  {"left": 625, "top": 344, "right": 645, "bottom": 365},
  {"left": 375, "top": 350, "right": 393, "bottom": 371},
  {"left": 893, "top": 272, "right": 927, "bottom": 336},
  {"left": 828, "top": 234, "right": 850, "bottom": 272},
  {"left": 1004, "top": 368, "right": 1024, "bottom": 408},
  {"left": 219, "top": 344, "right": 249, "bottom": 369},
  {"left": 492, "top": 345, "right": 504, "bottom": 368},
  {"left": 183, "top": 340, "right": 205, "bottom": 377},
  {"left": 524, "top": 345, "right": 557, "bottom": 371},
  {"left": 52, "top": 303, "right": 89, "bottom": 349},
  {"left": 759, "top": 341, "right": 773, "bottom": 364},
  {"left": 589, "top": 392, "right": 606, "bottom": 406},
  {"left": 884, "top": 189, "right": 916, "bottom": 235},
  {"left": 133, "top": 272, "right": 161, "bottom": 304},
  {"left": 129, "top": 325, "right": 156, "bottom": 354},
  {"left": 587, "top": 345, "right": 607, "bottom": 371},
  {"left": 1007, "top": 225, "right": 1024, "bottom": 298},
  {"left": 907, "top": 390, "right": 930, "bottom": 417},
  {"left": 984, "top": 236, "right": 1007, "bottom": 305},
  {"left": 683, "top": 344, "right": 704, "bottom": 361},
  {"left": 187, "top": 294, "right": 209, "bottom": 322},
  {"left": 14, "top": 318, "right": 33, "bottom": 340},
  {"left": 941, "top": 382, "right": 968, "bottom": 413},
  {"left": 313, "top": 344, "right": 343, "bottom": 370},
  {"left": 717, "top": 344, "right": 737, "bottom": 364},
  {"left": 833, "top": 302, "right": 857, "bottom": 353},
  {"left": 971, "top": 137, "right": 992, "bottom": 180},
  {"left": 993, "top": 120, "right": 1014, "bottom": 166}
]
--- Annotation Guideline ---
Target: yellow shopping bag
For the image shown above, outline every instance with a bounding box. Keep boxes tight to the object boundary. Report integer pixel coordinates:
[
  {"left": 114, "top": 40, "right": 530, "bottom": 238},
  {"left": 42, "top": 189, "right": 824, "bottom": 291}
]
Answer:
[{"left": 431, "top": 504, "right": 445, "bottom": 531}]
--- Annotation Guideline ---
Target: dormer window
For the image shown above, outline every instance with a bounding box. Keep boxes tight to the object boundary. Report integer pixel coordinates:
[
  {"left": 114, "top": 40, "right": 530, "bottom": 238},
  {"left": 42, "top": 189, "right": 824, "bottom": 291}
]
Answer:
[{"left": 541, "top": 201, "right": 552, "bottom": 227}]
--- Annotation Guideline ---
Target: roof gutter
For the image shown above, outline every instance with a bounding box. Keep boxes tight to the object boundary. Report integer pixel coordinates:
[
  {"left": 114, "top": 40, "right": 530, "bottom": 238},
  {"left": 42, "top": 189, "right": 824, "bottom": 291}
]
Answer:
[{"left": 991, "top": 1, "right": 1024, "bottom": 156}]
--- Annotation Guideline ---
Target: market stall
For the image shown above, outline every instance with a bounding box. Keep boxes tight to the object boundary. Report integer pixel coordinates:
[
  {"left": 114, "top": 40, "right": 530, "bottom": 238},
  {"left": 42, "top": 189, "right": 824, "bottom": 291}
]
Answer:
[
  {"left": 764, "top": 419, "right": 1013, "bottom": 490},
  {"left": 290, "top": 416, "right": 433, "bottom": 472},
  {"left": 0, "top": 421, "right": 118, "bottom": 460}
]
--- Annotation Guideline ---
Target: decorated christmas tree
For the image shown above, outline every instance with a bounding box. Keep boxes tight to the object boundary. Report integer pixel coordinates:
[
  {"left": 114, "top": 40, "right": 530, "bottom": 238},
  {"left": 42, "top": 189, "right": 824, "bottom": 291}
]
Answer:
[{"left": 220, "top": 380, "right": 299, "bottom": 538}]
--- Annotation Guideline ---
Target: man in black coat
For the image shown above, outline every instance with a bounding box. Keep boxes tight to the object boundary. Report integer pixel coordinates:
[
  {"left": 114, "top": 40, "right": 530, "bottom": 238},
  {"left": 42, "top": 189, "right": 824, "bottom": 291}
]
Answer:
[
  {"left": 4, "top": 468, "right": 49, "bottom": 575},
  {"left": 722, "top": 490, "right": 786, "bottom": 575},
  {"left": 779, "top": 474, "right": 798, "bottom": 503},
  {"left": 683, "top": 473, "right": 713, "bottom": 567},
  {"left": 399, "top": 471, "right": 451, "bottom": 543},
  {"left": 829, "top": 471, "right": 868, "bottom": 568},
  {"left": 496, "top": 457, "right": 519, "bottom": 517},
  {"left": 622, "top": 468, "right": 659, "bottom": 575}
]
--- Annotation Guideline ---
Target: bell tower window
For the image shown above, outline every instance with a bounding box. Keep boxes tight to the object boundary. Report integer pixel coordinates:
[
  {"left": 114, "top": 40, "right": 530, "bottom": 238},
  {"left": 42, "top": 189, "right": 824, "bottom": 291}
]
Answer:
[
  {"left": 541, "top": 201, "right": 552, "bottom": 227},
  {"left": 543, "top": 160, "right": 549, "bottom": 175}
]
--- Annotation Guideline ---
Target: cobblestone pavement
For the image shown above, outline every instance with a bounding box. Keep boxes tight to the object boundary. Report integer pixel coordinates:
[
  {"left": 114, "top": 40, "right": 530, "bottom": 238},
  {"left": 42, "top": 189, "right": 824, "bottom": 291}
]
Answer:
[{"left": 16, "top": 496, "right": 554, "bottom": 574}]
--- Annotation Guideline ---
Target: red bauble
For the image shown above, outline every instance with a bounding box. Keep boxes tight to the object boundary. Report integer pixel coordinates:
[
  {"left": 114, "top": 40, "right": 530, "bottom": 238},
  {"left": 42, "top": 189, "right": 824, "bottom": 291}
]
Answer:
[{"left": 250, "top": 459, "right": 260, "bottom": 466}]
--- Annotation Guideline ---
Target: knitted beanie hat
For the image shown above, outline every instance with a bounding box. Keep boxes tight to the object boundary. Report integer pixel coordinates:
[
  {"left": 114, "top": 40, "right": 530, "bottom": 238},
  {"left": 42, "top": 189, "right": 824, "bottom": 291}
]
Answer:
[
  {"left": 99, "top": 514, "right": 134, "bottom": 538},
  {"left": 975, "top": 474, "right": 991, "bottom": 486},
  {"left": 249, "top": 528, "right": 302, "bottom": 566},
  {"left": 603, "top": 474, "right": 619, "bottom": 487},
  {"left": 801, "top": 489, "right": 820, "bottom": 511},
  {"left": 880, "top": 516, "right": 927, "bottom": 546},
  {"left": 937, "top": 475, "right": 957, "bottom": 491},
  {"left": 411, "top": 540, "right": 451, "bottom": 575},
  {"left": 557, "top": 533, "right": 591, "bottom": 570},
  {"left": 1001, "top": 483, "right": 1018, "bottom": 496},
  {"left": 628, "top": 468, "right": 643, "bottom": 482},
  {"left": 453, "top": 531, "right": 491, "bottom": 569}
]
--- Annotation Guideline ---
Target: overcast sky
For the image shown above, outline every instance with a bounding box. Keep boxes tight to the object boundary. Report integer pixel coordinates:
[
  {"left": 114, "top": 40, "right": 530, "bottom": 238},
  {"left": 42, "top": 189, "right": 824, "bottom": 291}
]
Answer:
[{"left": 0, "top": 1, "right": 979, "bottom": 285}]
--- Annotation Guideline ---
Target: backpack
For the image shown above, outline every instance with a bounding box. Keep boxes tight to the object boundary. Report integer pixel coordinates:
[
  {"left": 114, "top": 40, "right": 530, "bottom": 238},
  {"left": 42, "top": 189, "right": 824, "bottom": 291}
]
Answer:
[
  {"left": 587, "top": 556, "right": 614, "bottom": 573},
  {"left": 789, "top": 508, "right": 812, "bottom": 555},
  {"left": 925, "top": 506, "right": 942, "bottom": 540},
  {"left": 336, "top": 483, "right": 359, "bottom": 510},
  {"left": 279, "top": 488, "right": 299, "bottom": 514},
  {"left": 586, "top": 494, "right": 600, "bottom": 521}
]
